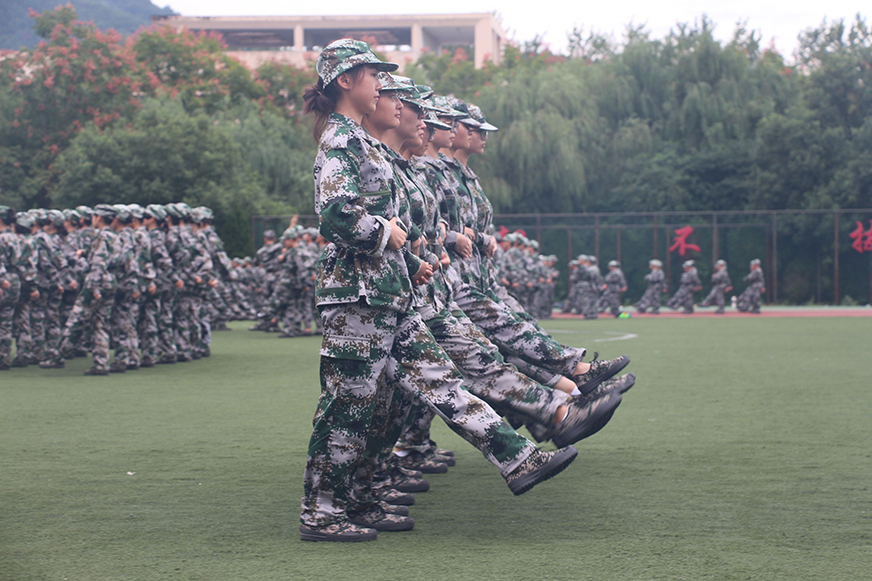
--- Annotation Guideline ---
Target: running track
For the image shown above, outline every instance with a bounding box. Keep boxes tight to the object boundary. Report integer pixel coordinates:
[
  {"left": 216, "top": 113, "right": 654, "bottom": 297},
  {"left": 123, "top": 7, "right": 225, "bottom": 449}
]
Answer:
[{"left": 552, "top": 307, "right": 872, "bottom": 319}]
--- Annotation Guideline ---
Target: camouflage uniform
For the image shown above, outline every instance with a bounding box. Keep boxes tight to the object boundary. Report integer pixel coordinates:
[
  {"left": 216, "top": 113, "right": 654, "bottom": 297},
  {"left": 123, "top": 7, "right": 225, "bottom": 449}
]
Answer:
[
  {"left": 109, "top": 217, "right": 142, "bottom": 371},
  {"left": 700, "top": 261, "right": 732, "bottom": 314},
  {"left": 301, "top": 113, "right": 534, "bottom": 528},
  {"left": 737, "top": 261, "right": 765, "bottom": 313},
  {"left": 0, "top": 210, "right": 22, "bottom": 369},
  {"left": 667, "top": 262, "right": 702, "bottom": 314},
  {"left": 12, "top": 216, "right": 38, "bottom": 366},
  {"left": 59, "top": 213, "right": 118, "bottom": 374},
  {"left": 637, "top": 262, "right": 666, "bottom": 314},
  {"left": 599, "top": 263, "right": 627, "bottom": 317}
]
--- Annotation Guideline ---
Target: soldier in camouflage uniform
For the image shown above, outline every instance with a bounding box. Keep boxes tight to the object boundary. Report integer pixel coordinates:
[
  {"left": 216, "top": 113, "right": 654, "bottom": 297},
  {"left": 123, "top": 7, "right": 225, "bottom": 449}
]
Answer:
[
  {"left": 299, "top": 43, "right": 581, "bottom": 543},
  {"left": 139, "top": 204, "right": 174, "bottom": 366},
  {"left": 11, "top": 212, "right": 38, "bottom": 367},
  {"left": 107, "top": 205, "right": 143, "bottom": 372},
  {"left": 637, "top": 259, "right": 666, "bottom": 314},
  {"left": 37, "top": 210, "right": 69, "bottom": 368},
  {"left": 736, "top": 259, "right": 765, "bottom": 314},
  {"left": 599, "top": 260, "right": 627, "bottom": 318},
  {"left": 56, "top": 205, "right": 119, "bottom": 375},
  {"left": 667, "top": 259, "right": 703, "bottom": 314},
  {"left": 0, "top": 206, "right": 23, "bottom": 370},
  {"left": 251, "top": 230, "right": 282, "bottom": 331},
  {"left": 700, "top": 259, "right": 733, "bottom": 314}
]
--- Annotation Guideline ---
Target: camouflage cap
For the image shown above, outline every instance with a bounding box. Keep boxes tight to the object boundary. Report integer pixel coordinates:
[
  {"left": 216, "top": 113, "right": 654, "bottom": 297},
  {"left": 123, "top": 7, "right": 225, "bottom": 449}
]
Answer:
[
  {"left": 608, "top": 260, "right": 620, "bottom": 268},
  {"left": 263, "top": 229, "right": 276, "bottom": 240},
  {"left": 529, "top": 239, "right": 539, "bottom": 250},
  {"left": 45, "top": 209, "right": 66, "bottom": 227},
  {"left": 145, "top": 204, "right": 167, "bottom": 222},
  {"left": 191, "top": 206, "right": 211, "bottom": 224},
  {"left": 16, "top": 211, "right": 35, "bottom": 230},
  {"left": 0, "top": 205, "right": 14, "bottom": 224},
  {"left": 649, "top": 259, "right": 662, "bottom": 267},
  {"left": 467, "top": 104, "right": 498, "bottom": 131},
  {"left": 30, "top": 209, "right": 47, "bottom": 226},
  {"left": 305, "top": 227, "right": 320, "bottom": 238},
  {"left": 175, "top": 202, "right": 192, "bottom": 220},
  {"left": 93, "top": 204, "right": 117, "bottom": 221},
  {"left": 127, "top": 203, "right": 145, "bottom": 220},
  {"left": 63, "top": 208, "right": 82, "bottom": 225},
  {"left": 416, "top": 84, "right": 435, "bottom": 100},
  {"left": 378, "top": 72, "right": 410, "bottom": 91},
  {"left": 577, "top": 254, "right": 589, "bottom": 262},
  {"left": 548, "top": 254, "right": 558, "bottom": 261},
  {"left": 449, "top": 98, "right": 481, "bottom": 127},
  {"left": 715, "top": 259, "right": 726, "bottom": 267},
  {"left": 569, "top": 259, "right": 579, "bottom": 266},
  {"left": 589, "top": 256, "right": 598, "bottom": 265},
  {"left": 113, "top": 204, "right": 132, "bottom": 223},
  {"left": 281, "top": 227, "right": 298, "bottom": 241},
  {"left": 75, "top": 205, "right": 93, "bottom": 220},
  {"left": 431, "top": 96, "right": 467, "bottom": 118},
  {"left": 750, "top": 258, "right": 761, "bottom": 266},
  {"left": 683, "top": 259, "right": 695, "bottom": 268},
  {"left": 316, "top": 39, "right": 398, "bottom": 87},
  {"left": 163, "top": 203, "right": 182, "bottom": 220}
]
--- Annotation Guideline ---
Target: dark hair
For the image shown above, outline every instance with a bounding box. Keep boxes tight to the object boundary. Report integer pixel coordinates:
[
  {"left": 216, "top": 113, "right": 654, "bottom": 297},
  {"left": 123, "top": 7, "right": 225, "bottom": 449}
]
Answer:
[{"left": 303, "top": 66, "right": 367, "bottom": 140}]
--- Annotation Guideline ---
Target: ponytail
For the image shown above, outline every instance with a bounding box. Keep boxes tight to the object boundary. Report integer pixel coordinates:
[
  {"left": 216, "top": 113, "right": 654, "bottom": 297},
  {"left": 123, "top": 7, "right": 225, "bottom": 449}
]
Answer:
[
  {"left": 303, "top": 65, "right": 368, "bottom": 140},
  {"left": 303, "top": 78, "right": 340, "bottom": 141}
]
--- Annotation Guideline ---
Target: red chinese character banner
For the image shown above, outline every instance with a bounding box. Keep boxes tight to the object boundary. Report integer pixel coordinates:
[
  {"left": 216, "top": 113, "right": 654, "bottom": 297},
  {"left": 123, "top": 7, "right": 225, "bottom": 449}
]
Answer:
[
  {"left": 668, "top": 226, "right": 701, "bottom": 257},
  {"left": 848, "top": 220, "right": 872, "bottom": 253}
]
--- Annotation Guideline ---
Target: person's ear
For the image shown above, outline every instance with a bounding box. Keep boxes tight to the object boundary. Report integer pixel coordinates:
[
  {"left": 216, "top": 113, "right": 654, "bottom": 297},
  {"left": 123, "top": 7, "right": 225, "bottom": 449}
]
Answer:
[{"left": 335, "top": 72, "right": 353, "bottom": 91}]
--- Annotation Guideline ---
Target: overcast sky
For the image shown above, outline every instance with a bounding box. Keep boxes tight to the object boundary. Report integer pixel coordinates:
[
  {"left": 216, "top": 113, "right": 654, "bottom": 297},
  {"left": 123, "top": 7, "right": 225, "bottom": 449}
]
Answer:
[{"left": 161, "top": 1, "right": 868, "bottom": 60}]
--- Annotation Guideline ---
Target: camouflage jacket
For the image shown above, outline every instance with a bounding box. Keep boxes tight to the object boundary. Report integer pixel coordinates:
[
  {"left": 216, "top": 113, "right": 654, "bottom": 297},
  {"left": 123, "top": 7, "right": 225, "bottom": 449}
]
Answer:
[
  {"left": 711, "top": 268, "right": 732, "bottom": 290},
  {"left": 744, "top": 269, "right": 764, "bottom": 290},
  {"left": 313, "top": 113, "right": 421, "bottom": 312},
  {"left": 644, "top": 269, "right": 666, "bottom": 292},
  {"left": 604, "top": 269, "right": 627, "bottom": 293},
  {"left": 84, "top": 228, "right": 118, "bottom": 294},
  {"left": 680, "top": 268, "right": 702, "bottom": 289},
  {"left": 148, "top": 227, "right": 177, "bottom": 292}
]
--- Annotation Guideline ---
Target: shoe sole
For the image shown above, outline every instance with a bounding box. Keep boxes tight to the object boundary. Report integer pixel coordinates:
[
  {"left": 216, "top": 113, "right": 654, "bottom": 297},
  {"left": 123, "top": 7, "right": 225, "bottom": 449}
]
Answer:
[
  {"left": 578, "top": 355, "right": 630, "bottom": 395},
  {"left": 348, "top": 517, "right": 415, "bottom": 532},
  {"left": 553, "top": 393, "right": 623, "bottom": 448},
  {"left": 392, "top": 480, "right": 430, "bottom": 493},
  {"left": 402, "top": 463, "right": 448, "bottom": 474},
  {"left": 509, "top": 446, "right": 578, "bottom": 496},
  {"left": 299, "top": 525, "right": 377, "bottom": 542}
]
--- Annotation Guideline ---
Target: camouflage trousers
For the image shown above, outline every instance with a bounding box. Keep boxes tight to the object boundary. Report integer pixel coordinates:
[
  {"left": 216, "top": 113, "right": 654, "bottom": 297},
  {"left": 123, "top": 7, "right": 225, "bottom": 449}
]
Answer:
[
  {"left": 159, "top": 291, "right": 177, "bottom": 359},
  {"left": 700, "top": 285, "right": 727, "bottom": 311},
  {"left": 196, "top": 296, "right": 211, "bottom": 354},
  {"left": 563, "top": 286, "right": 582, "bottom": 313},
  {"left": 454, "top": 284, "right": 586, "bottom": 379},
  {"left": 60, "top": 290, "right": 113, "bottom": 371},
  {"left": 41, "top": 289, "right": 64, "bottom": 362},
  {"left": 0, "top": 274, "right": 21, "bottom": 366},
  {"left": 396, "top": 306, "right": 571, "bottom": 452},
  {"left": 637, "top": 286, "right": 662, "bottom": 313},
  {"left": 30, "top": 289, "right": 50, "bottom": 360},
  {"left": 174, "top": 295, "right": 199, "bottom": 359},
  {"left": 580, "top": 289, "right": 599, "bottom": 319},
  {"left": 598, "top": 290, "right": 622, "bottom": 317},
  {"left": 111, "top": 292, "right": 140, "bottom": 367},
  {"left": 737, "top": 285, "right": 763, "bottom": 313},
  {"left": 138, "top": 293, "right": 161, "bottom": 362},
  {"left": 301, "top": 302, "right": 535, "bottom": 527},
  {"left": 667, "top": 286, "right": 695, "bottom": 313},
  {"left": 13, "top": 298, "right": 34, "bottom": 364}
]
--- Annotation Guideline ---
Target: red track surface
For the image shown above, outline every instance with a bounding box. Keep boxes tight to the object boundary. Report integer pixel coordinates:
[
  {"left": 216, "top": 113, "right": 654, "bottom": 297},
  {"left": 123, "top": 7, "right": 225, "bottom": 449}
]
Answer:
[{"left": 552, "top": 308, "right": 872, "bottom": 319}]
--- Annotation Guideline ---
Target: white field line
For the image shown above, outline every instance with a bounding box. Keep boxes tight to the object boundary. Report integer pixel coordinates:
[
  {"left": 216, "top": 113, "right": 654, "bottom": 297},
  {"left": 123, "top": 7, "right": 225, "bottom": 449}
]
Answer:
[{"left": 547, "top": 329, "right": 638, "bottom": 342}]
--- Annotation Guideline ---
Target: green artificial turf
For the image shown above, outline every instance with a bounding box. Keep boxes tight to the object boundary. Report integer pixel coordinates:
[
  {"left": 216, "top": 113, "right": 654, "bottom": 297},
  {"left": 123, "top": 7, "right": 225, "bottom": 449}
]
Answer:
[{"left": 2, "top": 317, "right": 870, "bottom": 581}]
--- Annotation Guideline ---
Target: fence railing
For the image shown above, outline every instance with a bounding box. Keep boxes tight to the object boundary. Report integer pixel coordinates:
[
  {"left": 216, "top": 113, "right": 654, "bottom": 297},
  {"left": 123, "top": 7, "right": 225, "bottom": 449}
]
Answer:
[{"left": 252, "top": 208, "right": 872, "bottom": 306}]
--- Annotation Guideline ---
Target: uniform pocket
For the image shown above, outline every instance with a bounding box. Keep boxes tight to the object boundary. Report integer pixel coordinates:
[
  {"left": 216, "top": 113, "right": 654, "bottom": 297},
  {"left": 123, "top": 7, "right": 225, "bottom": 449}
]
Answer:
[{"left": 319, "top": 335, "right": 371, "bottom": 361}]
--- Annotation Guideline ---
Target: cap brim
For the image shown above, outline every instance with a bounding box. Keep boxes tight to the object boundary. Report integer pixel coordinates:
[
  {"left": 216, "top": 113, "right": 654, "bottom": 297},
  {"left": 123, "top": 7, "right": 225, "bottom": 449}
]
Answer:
[{"left": 478, "top": 122, "right": 499, "bottom": 131}]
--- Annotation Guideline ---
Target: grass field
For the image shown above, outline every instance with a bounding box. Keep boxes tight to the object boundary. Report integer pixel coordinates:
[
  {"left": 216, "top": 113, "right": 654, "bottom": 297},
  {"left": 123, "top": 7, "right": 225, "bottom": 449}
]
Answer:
[{"left": 2, "top": 316, "right": 871, "bottom": 581}]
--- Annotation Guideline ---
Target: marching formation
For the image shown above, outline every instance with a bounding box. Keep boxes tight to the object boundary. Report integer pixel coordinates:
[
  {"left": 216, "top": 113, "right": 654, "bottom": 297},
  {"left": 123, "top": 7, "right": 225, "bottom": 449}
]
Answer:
[
  {"left": 0, "top": 203, "right": 241, "bottom": 373},
  {"left": 561, "top": 255, "right": 766, "bottom": 317},
  {"left": 296, "top": 40, "right": 635, "bottom": 543}
]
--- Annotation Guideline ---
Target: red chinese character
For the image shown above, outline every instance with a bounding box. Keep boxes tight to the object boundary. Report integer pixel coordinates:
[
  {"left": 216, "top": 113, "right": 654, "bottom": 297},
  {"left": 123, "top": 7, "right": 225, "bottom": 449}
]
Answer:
[
  {"left": 848, "top": 220, "right": 872, "bottom": 253},
  {"left": 668, "top": 226, "right": 701, "bottom": 257}
]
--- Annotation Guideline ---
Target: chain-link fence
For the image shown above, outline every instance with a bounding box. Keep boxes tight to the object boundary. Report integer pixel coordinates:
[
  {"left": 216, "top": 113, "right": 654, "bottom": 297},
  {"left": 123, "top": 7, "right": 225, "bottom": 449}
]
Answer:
[{"left": 253, "top": 209, "right": 872, "bottom": 305}]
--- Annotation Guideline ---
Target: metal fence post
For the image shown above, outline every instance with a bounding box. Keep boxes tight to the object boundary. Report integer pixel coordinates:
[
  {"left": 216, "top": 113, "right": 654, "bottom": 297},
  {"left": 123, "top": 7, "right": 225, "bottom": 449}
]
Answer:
[
  {"left": 834, "top": 212, "right": 840, "bottom": 305},
  {"left": 772, "top": 214, "right": 778, "bottom": 304}
]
